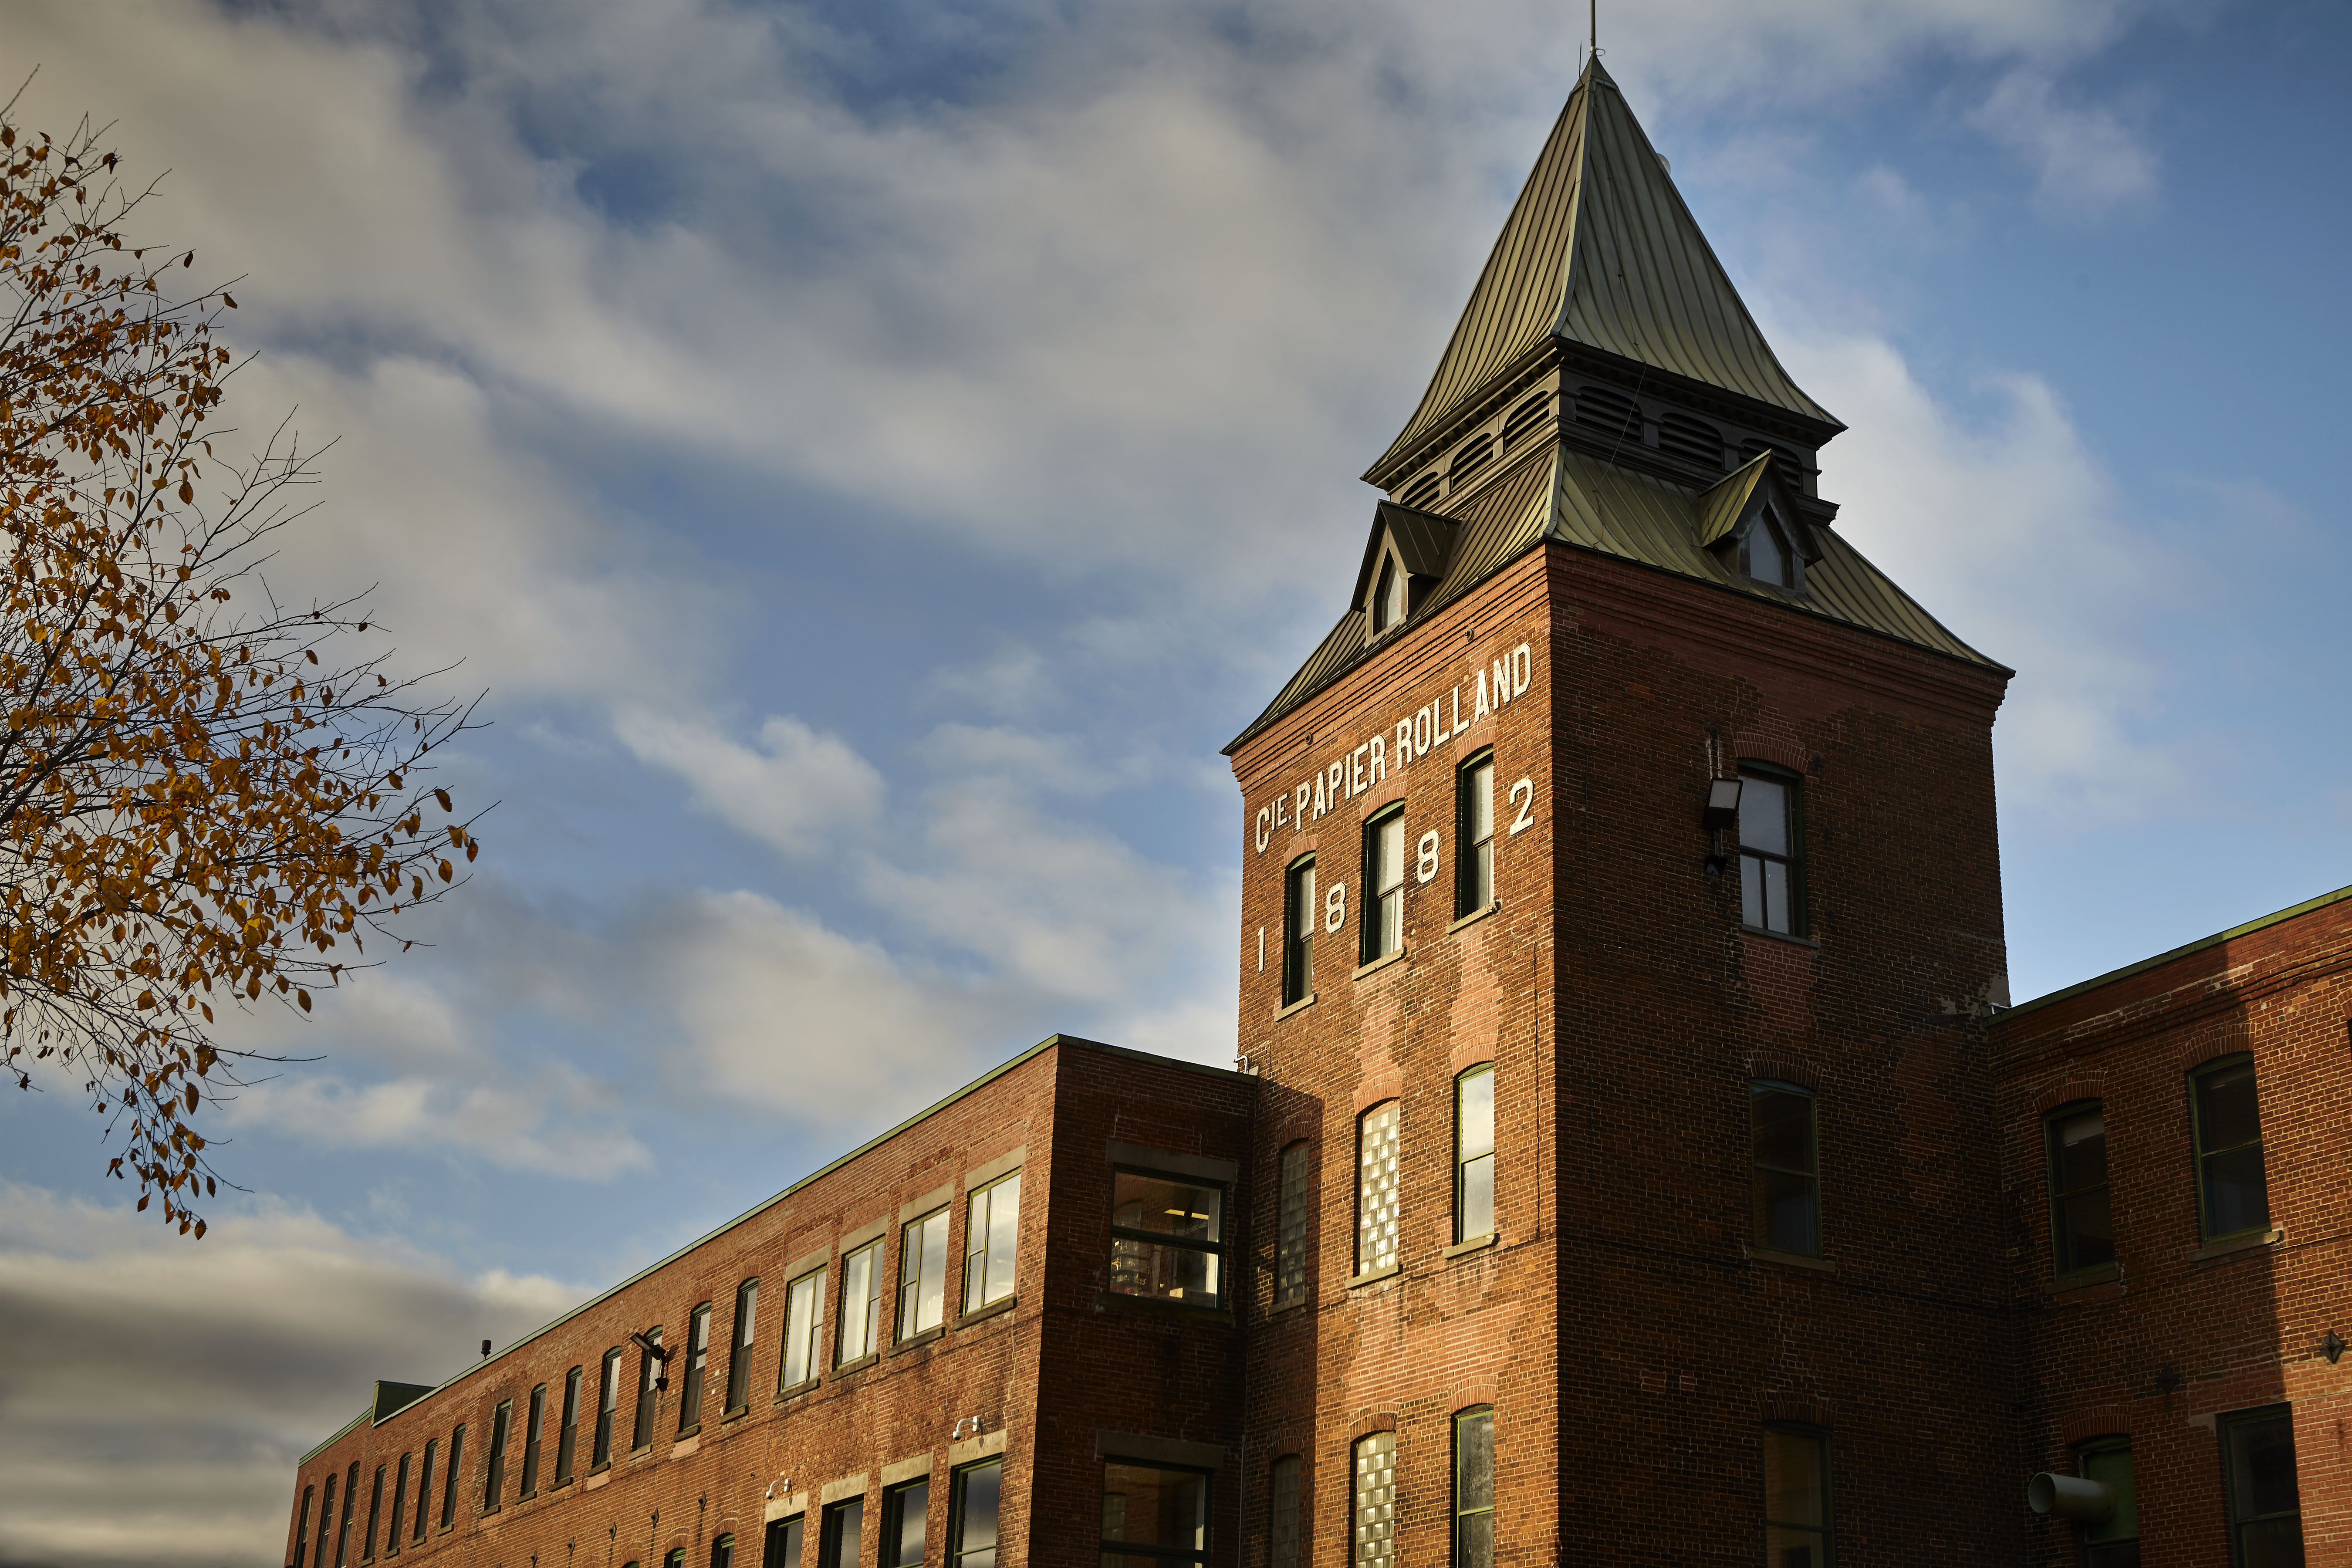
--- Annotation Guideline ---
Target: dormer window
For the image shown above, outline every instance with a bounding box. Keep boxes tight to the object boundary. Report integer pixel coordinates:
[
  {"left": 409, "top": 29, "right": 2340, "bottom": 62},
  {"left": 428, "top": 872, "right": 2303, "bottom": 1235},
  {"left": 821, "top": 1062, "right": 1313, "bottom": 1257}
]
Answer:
[
  {"left": 1743, "top": 507, "right": 1797, "bottom": 590},
  {"left": 1372, "top": 556, "right": 1406, "bottom": 633}
]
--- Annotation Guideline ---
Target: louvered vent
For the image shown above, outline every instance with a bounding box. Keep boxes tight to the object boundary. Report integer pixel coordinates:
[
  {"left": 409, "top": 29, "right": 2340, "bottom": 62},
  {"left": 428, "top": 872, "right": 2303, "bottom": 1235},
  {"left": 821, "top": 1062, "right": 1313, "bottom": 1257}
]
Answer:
[
  {"left": 1399, "top": 471, "right": 1442, "bottom": 510},
  {"left": 1657, "top": 413, "right": 1723, "bottom": 470},
  {"left": 1573, "top": 385, "right": 1642, "bottom": 443},
  {"left": 1448, "top": 435, "right": 1494, "bottom": 487},
  {"left": 1500, "top": 392, "right": 1551, "bottom": 451}
]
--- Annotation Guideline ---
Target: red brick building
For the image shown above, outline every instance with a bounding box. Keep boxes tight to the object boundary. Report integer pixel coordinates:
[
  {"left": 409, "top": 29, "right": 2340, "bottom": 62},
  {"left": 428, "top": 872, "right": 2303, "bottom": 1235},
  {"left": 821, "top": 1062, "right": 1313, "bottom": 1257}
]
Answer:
[{"left": 287, "top": 58, "right": 2344, "bottom": 1568}]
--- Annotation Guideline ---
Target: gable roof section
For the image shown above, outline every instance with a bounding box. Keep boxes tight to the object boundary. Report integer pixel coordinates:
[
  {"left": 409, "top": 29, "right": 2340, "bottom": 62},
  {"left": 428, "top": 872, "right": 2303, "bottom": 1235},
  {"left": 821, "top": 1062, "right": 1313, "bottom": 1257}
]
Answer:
[
  {"left": 1369, "top": 58, "right": 1836, "bottom": 482},
  {"left": 1350, "top": 501, "right": 1463, "bottom": 606}
]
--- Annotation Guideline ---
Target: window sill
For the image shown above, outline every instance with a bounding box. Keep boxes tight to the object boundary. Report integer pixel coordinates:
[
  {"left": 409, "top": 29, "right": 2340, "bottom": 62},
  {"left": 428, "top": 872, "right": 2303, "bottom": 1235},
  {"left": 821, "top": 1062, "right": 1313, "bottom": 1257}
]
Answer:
[
  {"left": 722, "top": 1404, "right": 750, "bottom": 1423},
  {"left": 1443, "top": 1232, "right": 1499, "bottom": 1260},
  {"left": 629, "top": 1443, "right": 654, "bottom": 1462},
  {"left": 891, "top": 1325, "right": 946, "bottom": 1356},
  {"left": 1740, "top": 925, "right": 1819, "bottom": 950},
  {"left": 1446, "top": 901, "right": 1500, "bottom": 935},
  {"left": 674, "top": 1423, "right": 702, "bottom": 1441},
  {"left": 1743, "top": 1243, "right": 1835, "bottom": 1273},
  {"left": 956, "top": 1295, "right": 1017, "bottom": 1329},
  {"left": 2188, "top": 1226, "right": 2283, "bottom": 1264},
  {"left": 2045, "top": 1262, "right": 2120, "bottom": 1294},
  {"left": 1273, "top": 992, "right": 1317, "bottom": 1021},
  {"left": 1347, "top": 1261, "right": 1401, "bottom": 1290},
  {"left": 584, "top": 1472, "right": 610, "bottom": 1492},
  {"left": 589, "top": 1461, "right": 612, "bottom": 1477},
  {"left": 1266, "top": 1295, "right": 1308, "bottom": 1321},
  {"left": 832, "top": 1352, "right": 879, "bottom": 1377},
  {"left": 1352, "top": 947, "right": 1407, "bottom": 981},
  {"left": 773, "top": 1377, "right": 819, "bottom": 1403},
  {"left": 1095, "top": 1289, "right": 1234, "bottom": 1326},
  {"left": 548, "top": 1478, "right": 573, "bottom": 1493}
]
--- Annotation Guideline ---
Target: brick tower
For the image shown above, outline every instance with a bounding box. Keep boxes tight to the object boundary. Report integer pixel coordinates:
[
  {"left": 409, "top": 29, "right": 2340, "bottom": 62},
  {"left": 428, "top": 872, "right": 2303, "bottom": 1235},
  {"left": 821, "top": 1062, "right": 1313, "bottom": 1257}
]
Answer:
[{"left": 1226, "top": 57, "right": 2023, "bottom": 1565}]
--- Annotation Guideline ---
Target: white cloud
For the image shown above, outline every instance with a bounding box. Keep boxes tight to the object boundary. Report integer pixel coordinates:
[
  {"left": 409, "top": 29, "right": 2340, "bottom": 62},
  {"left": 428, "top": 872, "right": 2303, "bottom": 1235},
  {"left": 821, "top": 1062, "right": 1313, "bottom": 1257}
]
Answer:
[
  {"left": 0, "top": 1183, "right": 579, "bottom": 1568},
  {"left": 1968, "top": 68, "right": 2160, "bottom": 214},
  {"left": 615, "top": 707, "right": 884, "bottom": 855}
]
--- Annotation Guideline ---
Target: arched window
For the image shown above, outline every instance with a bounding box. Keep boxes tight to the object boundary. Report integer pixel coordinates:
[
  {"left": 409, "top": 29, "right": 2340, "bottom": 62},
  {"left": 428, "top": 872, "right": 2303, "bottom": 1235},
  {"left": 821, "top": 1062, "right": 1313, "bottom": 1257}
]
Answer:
[
  {"left": 2191, "top": 1056, "right": 2271, "bottom": 1243},
  {"left": 2074, "top": 1437, "right": 2138, "bottom": 1566},
  {"left": 1736, "top": 764, "right": 1802, "bottom": 936},
  {"left": 1275, "top": 1141, "right": 1312, "bottom": 1309},
  {"left": 2043, "top": 1102, "right": 2112, "bottom": 1277},
  {"left": 1282, "top": 855, "right": 1316, "bottom": 1006},
  {"left": 1750, "top": 1081, "right": 1819, "bottom": 1257},
  {"left": 1360, "top": 805, "right": 1406, "bottom": 963},
  {"left": 1351, "top": 1433, "right": 1396, "bottom": 1567},
  {"left": 1356, "top": 1103, "right": 1401, "bottom": 1275}
]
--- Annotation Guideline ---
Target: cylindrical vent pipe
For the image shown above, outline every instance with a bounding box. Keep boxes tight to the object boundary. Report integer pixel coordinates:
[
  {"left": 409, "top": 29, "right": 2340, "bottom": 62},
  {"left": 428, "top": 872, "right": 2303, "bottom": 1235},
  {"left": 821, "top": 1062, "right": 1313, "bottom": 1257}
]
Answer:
[{"left": 2027, "top": 1473, "right": 2116, "bottom": 1523}]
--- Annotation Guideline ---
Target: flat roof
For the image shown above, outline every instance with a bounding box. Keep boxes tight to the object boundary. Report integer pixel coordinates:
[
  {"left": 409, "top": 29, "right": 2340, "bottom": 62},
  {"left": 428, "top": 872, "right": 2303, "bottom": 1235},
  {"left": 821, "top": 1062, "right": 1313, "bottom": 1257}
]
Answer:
[{"left": 2005, "top": 882, "right": 2352, "bottom": 1021}]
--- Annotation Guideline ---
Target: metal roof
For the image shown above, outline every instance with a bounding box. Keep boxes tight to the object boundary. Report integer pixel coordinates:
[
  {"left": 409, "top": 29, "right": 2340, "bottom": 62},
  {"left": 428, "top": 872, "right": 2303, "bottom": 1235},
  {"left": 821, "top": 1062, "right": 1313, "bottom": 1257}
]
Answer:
[
  {"left": 2000, "top": 882, "right": 2352, "bottom": 1019},
  {"left": 1368, "top": 58, "right": 1837, "bottom": 482}
]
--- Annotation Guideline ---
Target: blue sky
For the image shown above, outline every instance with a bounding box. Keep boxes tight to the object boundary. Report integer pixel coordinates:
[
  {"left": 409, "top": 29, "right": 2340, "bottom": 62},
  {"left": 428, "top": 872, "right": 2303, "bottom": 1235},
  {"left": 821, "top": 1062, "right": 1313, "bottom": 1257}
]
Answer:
[{"left": 2, "top": 1, "right": 2349, "bottom": 1562}]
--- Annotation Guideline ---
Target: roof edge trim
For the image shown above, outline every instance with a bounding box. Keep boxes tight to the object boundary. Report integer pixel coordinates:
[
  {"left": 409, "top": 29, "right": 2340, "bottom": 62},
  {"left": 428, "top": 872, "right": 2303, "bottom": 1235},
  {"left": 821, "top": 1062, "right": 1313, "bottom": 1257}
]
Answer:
[{"left": 2003, "top": 882, "right": 2352, "bottom": 1020}]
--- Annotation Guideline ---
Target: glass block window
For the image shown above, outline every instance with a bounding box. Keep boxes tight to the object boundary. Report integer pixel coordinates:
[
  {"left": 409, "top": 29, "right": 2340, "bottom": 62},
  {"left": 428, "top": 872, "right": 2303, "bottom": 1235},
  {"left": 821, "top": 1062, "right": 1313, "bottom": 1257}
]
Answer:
[
  {"left": 2193, "top": 1057, "right": 2272, "bottom": 1242},
  {"left": 2045, "top": 1105, "right": 2113, "bottom": 1275},
  {"left": 1357, "top": 1103, "right": 1401, "bottom": 1275},
  {"left": 1275, "top": 1142, "right": 1311, "bottom": 1308},
  {"left": 1352, "top": 1433, "right": 1396, "bottom": 1568},
  {"left": 1269, "top": 1455, "right": 1301, "bottom": 1568}
]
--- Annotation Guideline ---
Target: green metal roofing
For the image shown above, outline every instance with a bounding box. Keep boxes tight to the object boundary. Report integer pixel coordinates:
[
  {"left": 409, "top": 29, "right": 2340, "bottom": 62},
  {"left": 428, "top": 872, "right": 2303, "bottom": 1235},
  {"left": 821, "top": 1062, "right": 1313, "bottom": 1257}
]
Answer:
[
  {"left": 1369, "top": 58, "right": 1837, "bottom": 481},
  {"left": 1694, "top": 452, "right": 1771, "bottom": 547},
  {"left": 2002, "top": 882, "right": 2352, "bottom": 1019}
]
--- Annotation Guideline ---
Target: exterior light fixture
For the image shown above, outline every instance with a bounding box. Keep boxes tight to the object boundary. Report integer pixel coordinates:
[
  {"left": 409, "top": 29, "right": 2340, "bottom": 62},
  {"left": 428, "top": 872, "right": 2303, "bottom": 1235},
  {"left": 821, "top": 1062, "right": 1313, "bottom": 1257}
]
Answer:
[
  {"left": 1702, "top": 777, "right": 1743, "bottom": 829},
  {"left": 480, "top": 1339, "right": 492, "bottom": 1359},
  {"left": 2325, "top": 1330, "right": 2346, "bottom": 1365}
]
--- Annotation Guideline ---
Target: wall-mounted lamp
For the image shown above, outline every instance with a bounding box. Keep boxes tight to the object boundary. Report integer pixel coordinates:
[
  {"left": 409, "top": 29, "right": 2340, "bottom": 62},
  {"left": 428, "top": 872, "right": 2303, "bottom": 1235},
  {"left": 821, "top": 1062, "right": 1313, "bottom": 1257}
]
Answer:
[
  {"left": 764, "top": 1476, "right": 794, "bottom": 1501},
  {"left": 2154, "top": 1365, "right": 2182, "bottom": 1396},
  {"left": 2324, "top": 1330, "right": 2345, "bottom": 1365},
  {"left": 951, "top": 1415, "right": 986, "bottom": 1439},
  {"left": 630, "top": 1329, "right": 673, "bottom": 1389},
  {"left": 1702, "top": 777, "right": 1743, "bottom": 830}
]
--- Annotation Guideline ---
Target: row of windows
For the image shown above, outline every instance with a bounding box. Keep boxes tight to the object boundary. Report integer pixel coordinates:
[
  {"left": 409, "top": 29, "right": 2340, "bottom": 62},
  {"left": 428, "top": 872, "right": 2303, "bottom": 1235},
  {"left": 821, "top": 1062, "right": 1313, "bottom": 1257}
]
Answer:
[
  {"left": 1281, "top": 753, "right": 1497, "bottom": 1006},
  {"left": 762, "top": 1457, "right": 1001, "bottom": 1568},
  {"left": 2044, "top": 1054, "right": 2275, "bottom": 1273}
]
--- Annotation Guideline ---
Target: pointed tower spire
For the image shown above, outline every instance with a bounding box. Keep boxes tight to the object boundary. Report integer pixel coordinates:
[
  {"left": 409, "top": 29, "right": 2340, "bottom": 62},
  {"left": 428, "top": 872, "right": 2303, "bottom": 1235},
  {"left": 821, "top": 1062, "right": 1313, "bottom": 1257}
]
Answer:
[{"left": 1366, "top": 59, "right": 1837, "bottom": 488}]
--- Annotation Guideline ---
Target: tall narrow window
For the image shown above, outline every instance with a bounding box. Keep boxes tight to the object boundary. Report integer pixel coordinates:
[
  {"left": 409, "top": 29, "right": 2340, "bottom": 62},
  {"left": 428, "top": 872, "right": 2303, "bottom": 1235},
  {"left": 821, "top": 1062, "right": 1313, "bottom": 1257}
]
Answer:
[
  {"left": 779, "top": 1267, "right": 826, "bottom": 1391},
  {"left": 484, "top": 1401, "right": 511, "bottom": 1511},
  {"left": 2193, "top": 1058, "right": 2271, "bottom": 1243},
  {"left": 1737, "top": 765, "right": 1801, "bottom": 936},
  {"left": 438, "top": 1425, "right": 464, "bottom": 1531},
  {"left": 315, "top": 1472, "right": 336, "bottom": 1568},
  {"left": 963, "top": 1172, "right": 1021, "bottom": 1312},
  {"left": 1744, "top": 508, "right": 1798, "bottom": 588},
  {"left": 411, "top": 1441, "right": 434, "bottom": 1544},
  {"left": 712, "top": 1535, "right": 734, "bottom": 1568},
  {"left": 899, "top": 1211, "right": 950, "bottom": 1340},
  {"left": 632, "top": 1327, "right": 664, "bottom": 1450},
  {"left": 1352, "top": 1433, "right": 1396, "bottom": 1568},
  {"left": 594, "top": 1348, "right": 623, "bottom": 1466},
  {"left": 337, "top": 1462, "right": 357, "bottom": 1565},
  {"left": 520, "top": 1384, "right": 546, "bottom": 1497},
  {"left": 1455, "top": 1065, "right": 1496, "bottom": 1243},
  {"left": 764, "top": 1514, "right": 804, "bottom": 1568},
  {"left": 1101, "top": 1461, "right": 1210, "bottom": 1566},
  {"left": 1456, "top": 753, "right": 1494, "bottom": 916},
  {"left": 1275, "top": 1141, "right": 1311, "bottom": 1309},
  {"left": 1751, "top": 1081, "right": 1820, "bottom": 1257},
  {"left": 1453, "top": 1408, "right": 1494, "bottom": 1568},
  {"left": 2076, "top": 1438, "right": 2139, "bottom": 1568},
  {"left": 2045, "top": 1105, "right": 2113, "bottom": 1276},
  {"left": 678, "top": 1304, "right": 711, "bottom": 1432},
  {"left": 2221, "top": 1406, "right": 2301, "bottom": 1568},
  {"left": 1108, "top": 1168, "right": 1224, "bottom": 1306},
  {"left": 1282, "top": 855, "right": 1316, "bottom": 1005},
  {"left": 1358, "top": 807, "right": 1406, "bottom": 964},
  {"left": 1762, "top": 1424, "right": 1831, "bottom": 1567},
  {"left": 883, "top": 1479, "right": 929, "bottom": 1568},
  {"left": 1372, "top": 557, "right": 1404, "bottom": 634},
  {"left": 385, "top": 1456, "right": 409, "bottom": 1555},
  {"left": 838, "top": 1241, "right": 884, "bottom": 1363},
  {"left": 950, "top": 1459, "right": 1002, "bottom": 1568},
  {"left": 727, "top": 1279, "right": 759, "bottom": 1413},
  {"left": 819, "top": 1498, "right": 864, "bottom": 1568},
  {"left": 294, "top": 1485, "right": 314, "bottom": 1568},
  {"left": 364, "top": 1465, "right": 385, "bottom": 1561},
  {"left": 554, "top": 1366, "right": 582, "bottom": 1484},
  {"left": 1269, "top": 1455, "right": 1302, "bottom": 1568},
  {"left": 1356, "top": 1102, "right": 1401, "bottom": 1275}
]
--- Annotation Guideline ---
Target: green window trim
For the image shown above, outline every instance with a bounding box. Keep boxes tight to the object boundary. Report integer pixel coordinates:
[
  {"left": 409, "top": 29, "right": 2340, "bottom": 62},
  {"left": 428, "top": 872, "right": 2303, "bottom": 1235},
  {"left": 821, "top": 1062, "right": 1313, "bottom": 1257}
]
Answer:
[
  {"left": 2075, "top": 1436, "right": 2139, "bottom": 1565},
  {"left": 2190, "top": 1056, "right": 2272, "bottom": 1244},
  {"left": 1361, "top": 805, "right": 1407, "bottom": 965},
  {"left": 1761, "top": 1422, "right": 1832, "bottom": 1568},
  {"left": 1455, "top": 750, "right": 1495, "bottom": 918},
  {"left": 2219, "top": 1404, "right": 2302, "bottom": 1568},
  {"left": 1453, "top": 1406, "right": 1495, "bottom": 1568},
  {"left": 1453, "top": 1065, "right": 1495, "bottom": 1244}
]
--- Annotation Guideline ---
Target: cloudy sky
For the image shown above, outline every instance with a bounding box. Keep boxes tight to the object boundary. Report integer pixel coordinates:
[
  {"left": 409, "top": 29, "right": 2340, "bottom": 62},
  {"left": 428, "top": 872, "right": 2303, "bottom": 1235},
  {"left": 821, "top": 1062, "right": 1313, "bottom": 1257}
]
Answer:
[{"left": 3, "top": 0, "right": 2349, "bottom": 1562}]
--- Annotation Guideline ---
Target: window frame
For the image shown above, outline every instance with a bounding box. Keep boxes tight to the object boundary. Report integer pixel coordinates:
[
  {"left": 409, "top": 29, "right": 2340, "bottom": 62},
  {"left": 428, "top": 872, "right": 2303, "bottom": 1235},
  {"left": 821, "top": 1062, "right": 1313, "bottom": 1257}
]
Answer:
[
  {"left": 1351, "top": 1431, "right": 1396, "bottom": 1568},
  {"left": 1100, "top": 1458, "right": 1212, "bottom": 1566},
  {"left": 1274, "top": 1140, "right": 1311, "bottom": 1310},
  {"left": 385, "top": 1456, "right": 409, "bottom": 1557},
  {"left": 437, "top": 1424, "right": 464, "bottom": 1532},
  {"left": 519, "top": 1383, "right": 545, "bottom": 1499},
  {"left": 593, "top": 1348, "right": 623, "bottom": 1468},
  {"left": 2074, "top": 1435, "right": 2139, "bottom": 1565},
  {"left": 882, "top": 1477, "right": 929, "bottom": 1568},
  {"left": 1741, "top": 506, "right": 1803, "bottom": 591},
  {"left": 1355, "top": 1101, "right": 1402, "bottom": 1276},
  {"left": 632, "top": 1325, "right": 664, "bottom": 1452},
  {"left": 678, "top": 1303, "right": 712, "bottom": 1433},
  {"left": 1107, "top": 1165, "right": 1227, "bottom": 1309},
  {"left": 726, "top": 1278, "right": 759, "bottom": 1414},
  {"left": 1282, "top": 854, "right": 1316, "bottom": 1006},
  {"left": 838, "top": 1240, "right": 884, "bottom": 1365},
  {"left": 1454, "top": 1064, "right": 1496, "bottom": 1244},
  {"left": 2043, "top": 1101, "right": 2114, "bottom": 1279},
  {"left": 778, "top": 1266, "right": 826, "bottom": 1392},
  {"left": 711, "top": 1534, "right": 734, "bottom": 1568},
  {"left": 2190, "top": 1055, "right": 2272, "bottom": 1244},
  {"left": 1761, "top": 1421, "right": 1833, "bottom": 1568},
  {"left": 1269, "top": 1453, "right": 1303, "bottom": 1568},
  {"left": 1360, "top": 804, "right": 1406, "bottom": 965},
  {"left": 949, "top": 1456, "right": 1003, "bottom": 1568},
  {"left": 2219, "top": 1403, "right": 2302, "bottom": 1568},
  {"left": 411, "top": 1441, "right": 435, "bottom": 1544},
  {"left": 1453, "top": 1407, "right": 1494, "bottom": 1568},
  {"left": 1455, "top": 750, "right": 1495, "bottom": 918},
  {"left": 554, "top": 1365, "right": 581, "bottom": 1485},
  {"left": 364, "top": 1463, "right": 385, "bottom": 1561},
  {"left": 294, "top": 1484, "right": 314, "bottom": 1568},
  {"left": 818, "top": 1497, "right": 863, "bottom": 1568},
  {"left": 963, "top": 1171, "right": 1021, "bottom": 1314},
  {"left": 898, "top": 1210, "right": 950, "bottom": 1342},
  {"left": 484, "top": 1399, "right": 511, "bottom": 1513},
  {"left": 1736, "top": 761, "right": 1804, "bottom": 936},
  {"left": 764, "top": 1513, "right": 805, "bottom": 1568},
  {"left": 1750, "top": 1079, "right": 1821, "bottom": 1258},
  {"left": 317, "top": 1470, "right": 336, "bottom": 1568}
]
